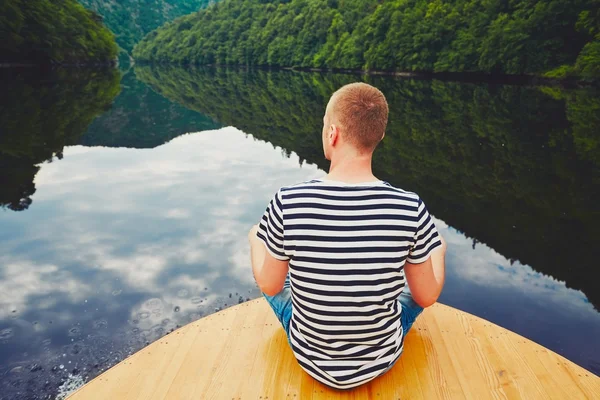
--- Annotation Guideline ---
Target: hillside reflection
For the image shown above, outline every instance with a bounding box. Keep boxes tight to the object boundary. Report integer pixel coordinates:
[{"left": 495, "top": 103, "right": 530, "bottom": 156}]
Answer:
[{"left": 137, "top": 66, "right": 600, "bottom": 310}]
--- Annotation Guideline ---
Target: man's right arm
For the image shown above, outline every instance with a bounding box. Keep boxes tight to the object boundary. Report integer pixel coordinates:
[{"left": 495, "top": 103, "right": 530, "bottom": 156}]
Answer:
[{"left": 404, "top": 235, "right": 447, "bottom": 308}]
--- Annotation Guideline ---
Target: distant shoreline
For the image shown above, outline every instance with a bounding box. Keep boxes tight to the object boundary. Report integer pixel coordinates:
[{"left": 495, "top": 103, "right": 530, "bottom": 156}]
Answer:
[
  {"left": 0, "top": 60, "right": 118, "bottom": 68},
  {"left": 2, "top": 61, "right": 595, "bottom": 88},
  {"left": 282, "top": 66, "right": 577, "bottom": 87},
  {"left": 133, "top": 61, "right": 596, "bottom": 88}
]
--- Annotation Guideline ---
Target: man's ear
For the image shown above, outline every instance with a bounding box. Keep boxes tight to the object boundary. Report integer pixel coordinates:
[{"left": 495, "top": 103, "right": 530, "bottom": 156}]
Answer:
[{"left": 329, "top": 124, "right": 339, "bottom": 146}]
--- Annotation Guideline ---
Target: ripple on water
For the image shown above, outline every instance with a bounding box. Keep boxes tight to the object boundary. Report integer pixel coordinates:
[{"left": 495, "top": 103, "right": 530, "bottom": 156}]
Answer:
[
  {"left": 143, "top": 298, "right": 163, "bottom": 310},
  {"left": 191, "top": 296, "right": 203, "bottom": 304},
  {"left": 109, "top": 349, "right": 126, "bottom": 363},
  {"left": 10, "top": 366, "right": 24, "bottom": 374},
  {"left": 137, "top": 312, "right": 150, "bottom": 320},
  {"left": 92, "top": 319, "right": 108, "bottom": 330},
  {"left": 151, "top": 308, "right": 162, "bottom": 317},
  {"left": 140, "top": 329, "right": 152, "bottom": 339},
  {"left": 0, "top": 328, "right": 14, "bottom": 340},
  {"left": 67, "top": 327, "right": 82, "bottom": 337},
  {"left": 30, "top": 364, "right": 43, "bottom": 373},
  {"left": 65, "top": 341, "right": 88, "bottom": 356}
]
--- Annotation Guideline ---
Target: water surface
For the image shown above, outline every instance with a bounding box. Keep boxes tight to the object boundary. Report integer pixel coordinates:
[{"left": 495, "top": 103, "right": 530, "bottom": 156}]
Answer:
[{"left": 0, "top": 67, "right": 598, "bottom": 399}]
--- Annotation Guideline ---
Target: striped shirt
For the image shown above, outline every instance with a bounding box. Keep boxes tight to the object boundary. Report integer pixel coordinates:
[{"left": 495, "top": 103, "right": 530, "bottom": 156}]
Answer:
[{"left": 256, "top": 179, "right": 441, "bottom": 389}]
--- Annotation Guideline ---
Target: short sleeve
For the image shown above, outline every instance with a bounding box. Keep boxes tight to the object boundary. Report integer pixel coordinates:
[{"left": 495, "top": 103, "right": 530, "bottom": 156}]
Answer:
[
  {"left": 407, "top": 198, "right": 442, "bottom": 264},
  {"left": 256, "top": 190, "right": 289, "bottom": 261}
]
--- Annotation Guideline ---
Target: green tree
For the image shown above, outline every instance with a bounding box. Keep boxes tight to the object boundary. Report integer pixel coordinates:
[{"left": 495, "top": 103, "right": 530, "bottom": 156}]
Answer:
[
  {"left": 0, "top": 0, "right": 118, "bottom": 64},
  {"left": 77, "top": 0, "right": 214, "bottom": 54},
  {"left": 133, "top": 0, "right": 600, "bottom": 79}
]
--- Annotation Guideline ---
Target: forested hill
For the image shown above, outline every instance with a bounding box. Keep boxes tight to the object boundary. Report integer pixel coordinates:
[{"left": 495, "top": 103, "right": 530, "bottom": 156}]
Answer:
[
  {"left": 78, "top": 0, "right": 213, "bottom": 53},
  {"left": 133, "top": 0, "right": 600, "bottom": 79},
  {"left": 0, "top": 0, "right": 117, "bottom": 64}
]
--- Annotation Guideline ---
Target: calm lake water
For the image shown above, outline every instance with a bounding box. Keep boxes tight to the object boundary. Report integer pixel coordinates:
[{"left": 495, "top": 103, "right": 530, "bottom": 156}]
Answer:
[{"left": 1, "top": 66, "right": 599, "bottom": 399}]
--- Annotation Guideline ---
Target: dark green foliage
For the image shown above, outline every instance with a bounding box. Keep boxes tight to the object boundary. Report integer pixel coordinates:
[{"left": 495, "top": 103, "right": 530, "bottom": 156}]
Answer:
[
  {"left": 77, "top": 0, "right": 213, "bottom": 53},
  {"left": 136, "top": 66, "right": 600, "bottom": 308},
  {"left": 575, "top": 2, "right": 600, "bottom": 78},
  {"left": 0, "top": 0, "right": 118, "bottom": 64},
  {"left": 133, "top": 0, "right": 600, "bottom": 78},
  {"left": 0, "top": 68, "right": 121, "bottom": 210},
  {"left": 0, "top": 68, "right": 218, "bottom": 212}
]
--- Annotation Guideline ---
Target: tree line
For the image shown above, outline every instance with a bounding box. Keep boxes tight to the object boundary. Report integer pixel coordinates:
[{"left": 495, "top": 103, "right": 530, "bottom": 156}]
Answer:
[
  {"left": 133, "top": 0, "right": 600, "bottom": 79},
  {"left": 0, "top": 0, "right": 118, "bottom": 64},
  {"left": 77, "top": 0, "right": 213, "bottom": 54}
]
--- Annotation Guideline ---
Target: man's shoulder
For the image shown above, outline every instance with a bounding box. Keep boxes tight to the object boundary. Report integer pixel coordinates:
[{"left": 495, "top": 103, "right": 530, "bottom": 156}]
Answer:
[
  {"left": 278, "top": 179, "right": 422, "bottom": 202},
  {"left": 279, "top": 179, "right": 324, "bottom": 193},
  {"left": 380, "top": 182, "right": 421, "bottom": 202}
]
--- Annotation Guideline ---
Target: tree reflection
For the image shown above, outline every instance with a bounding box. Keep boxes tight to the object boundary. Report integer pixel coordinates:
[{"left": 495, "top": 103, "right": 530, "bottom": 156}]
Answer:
[
  {"left": 136, "top": 65, "right": 600, "bottom": 309},
  {"left": 0, "top": 67, "right": 222, "bottom": 212},
  {"left": 0, "top": 68, "right": 121, "bottom": 211},
  {"left": 80, "top": 71, "right": 219, "bottom": 149}
]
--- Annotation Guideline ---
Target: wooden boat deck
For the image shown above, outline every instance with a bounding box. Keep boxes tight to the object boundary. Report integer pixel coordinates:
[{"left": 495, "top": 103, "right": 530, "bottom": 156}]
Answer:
[{"left": 68, "top": 298, "right": 599, "bottom": 399}]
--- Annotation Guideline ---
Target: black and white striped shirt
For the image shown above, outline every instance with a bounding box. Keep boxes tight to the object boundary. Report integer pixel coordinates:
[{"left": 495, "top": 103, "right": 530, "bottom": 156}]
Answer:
[{"left": 256, "top": 179, "right": 441, "bottom": 389}]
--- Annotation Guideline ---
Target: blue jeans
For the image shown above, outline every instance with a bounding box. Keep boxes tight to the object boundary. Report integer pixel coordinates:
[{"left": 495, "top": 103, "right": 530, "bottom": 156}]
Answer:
[
  {"left": 262, "top": 275, "right": 424, "bottom": 349},
  {"left": 263, "top": 275, "right": 294, "bottom": 338}
]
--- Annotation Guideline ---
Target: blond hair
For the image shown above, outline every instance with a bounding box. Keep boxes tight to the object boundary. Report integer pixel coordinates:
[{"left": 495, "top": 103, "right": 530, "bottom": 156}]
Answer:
[{"left": 329, "top": 82, "right": 389, "bottom": 151}]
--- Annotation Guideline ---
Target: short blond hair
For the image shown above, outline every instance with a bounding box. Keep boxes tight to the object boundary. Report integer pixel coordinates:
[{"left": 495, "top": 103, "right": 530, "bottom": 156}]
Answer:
[{"left": 329, "top": 83, "right": 389, "bottom": 151}]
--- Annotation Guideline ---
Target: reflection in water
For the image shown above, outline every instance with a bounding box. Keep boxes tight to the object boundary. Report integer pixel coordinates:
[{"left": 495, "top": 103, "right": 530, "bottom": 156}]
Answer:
[
  {"left": 0, "top": 68, "right": 121, "bottom": 211},
  {"left": 80, "top": 71, "right": 219, "bottom": 148},
  {"left": 438, "top": 217, "right": 599, "bottom": 375},
  {"left": 0, "top": 68, "right": 598, "bottom": 398},
  {"left": 137, "top": 66, "right": 600, "bottom": 311},
  {"left": 0, "top": 129, "right": 322, "bottom": 399}
]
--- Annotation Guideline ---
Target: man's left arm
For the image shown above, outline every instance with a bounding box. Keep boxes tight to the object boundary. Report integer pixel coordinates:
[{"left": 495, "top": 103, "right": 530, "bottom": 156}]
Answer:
[{"left": 248, "top": 224, "right": 289, "bottom": 296}]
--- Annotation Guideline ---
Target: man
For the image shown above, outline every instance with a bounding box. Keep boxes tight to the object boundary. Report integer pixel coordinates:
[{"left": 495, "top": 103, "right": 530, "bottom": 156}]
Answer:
[{"left": 248, "top": 82, "right": 446, "bottom": 389}]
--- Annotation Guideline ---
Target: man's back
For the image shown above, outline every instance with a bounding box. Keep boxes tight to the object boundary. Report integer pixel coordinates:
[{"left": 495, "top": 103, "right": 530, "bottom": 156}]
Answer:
[
  {"left": 250, "top": 82, "right": 445, "bottom": 390},
  {"left": 257, "top": 179, "right": 441, "bottom": 389}
]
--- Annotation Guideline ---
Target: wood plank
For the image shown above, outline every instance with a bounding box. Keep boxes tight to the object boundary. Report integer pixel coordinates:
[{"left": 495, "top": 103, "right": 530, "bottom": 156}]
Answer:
[
  {"left": 237, "top": 303, "right": 281, "bottom": 399},
  {"left": 454, "top": 308, "right": 508, "bottom": 399},
  {"left": 408, "top": 315, "right": 459, "bottom": 399},
  {"left": 419, "top": 304, "right": 474, "bottom": 398},
  {"left": 68, "top": 299, "right": 600, "bottom": 400},
  {"left": 483, "top": 321, "right": 549, "bottom": 399},
  {"left": 199, "top": 301, "right": 263, "bottom": 399}
]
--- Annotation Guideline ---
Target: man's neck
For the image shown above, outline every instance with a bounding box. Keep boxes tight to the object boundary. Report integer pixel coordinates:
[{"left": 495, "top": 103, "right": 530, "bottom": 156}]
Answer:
[{"left": 326, "top": 152, "right": 378, "bottom": 184}]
